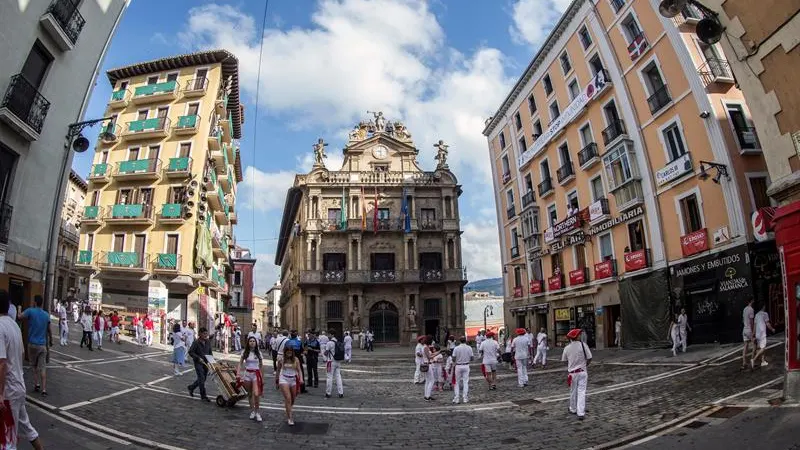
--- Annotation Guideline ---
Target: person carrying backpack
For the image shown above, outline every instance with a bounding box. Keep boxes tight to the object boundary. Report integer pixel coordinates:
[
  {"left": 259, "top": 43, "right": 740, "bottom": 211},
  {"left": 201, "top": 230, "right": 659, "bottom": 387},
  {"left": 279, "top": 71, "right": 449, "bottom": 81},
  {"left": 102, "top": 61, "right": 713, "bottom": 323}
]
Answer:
[{"left": 324, "top": 329, "right": 344, "bottom": 398}]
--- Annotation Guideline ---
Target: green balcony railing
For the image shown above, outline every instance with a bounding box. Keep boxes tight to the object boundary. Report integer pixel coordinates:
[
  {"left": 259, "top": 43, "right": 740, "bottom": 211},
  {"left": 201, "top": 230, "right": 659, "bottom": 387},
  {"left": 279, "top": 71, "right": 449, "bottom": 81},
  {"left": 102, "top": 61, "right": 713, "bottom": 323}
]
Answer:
[
  {"left": 110, "top": 89, "right": 126, "bottom": 101},
  {"left": 77, "top": 250, "right": 92, "bottom": 265},
  {"left": 111, "top": 203, "right": 146, "bottom": 218},
  {"left": 168, "top": 157, "right": 190, "bottom": 172},
  {"left": 84, "top": 205, "right": 99, "bottom": 219},
  {"left": 212, "top": 266, "right": 220, "bottom": 285},
  {"left": 105, "top": 251, "right": 141, "bottom": 267},
  {"left": 126, "top": 117, "right": 169, "bottom": 134},
  {"left": 218, "top": 186, "right": 229, "bottom": 216},
  {"left": 133, "top": 80, "right": 177, "bottom": 97},
  {"left": 91, "top": 163, "right": 108, "bottom": 177},
  {"left": 156, "top": 253, "right": 178, "bottom": 270},
  {"left": 118, "top": 158, "right": 160, "bottom": 174},
  {"left": 176, "top": 115, "right": 198, "bottom": 129},
  {"left": 227, "top": 113, "right": 233, "bottom": 136},
  {"left": 161, "top": 203, "right": 182, "bottom": 218}
]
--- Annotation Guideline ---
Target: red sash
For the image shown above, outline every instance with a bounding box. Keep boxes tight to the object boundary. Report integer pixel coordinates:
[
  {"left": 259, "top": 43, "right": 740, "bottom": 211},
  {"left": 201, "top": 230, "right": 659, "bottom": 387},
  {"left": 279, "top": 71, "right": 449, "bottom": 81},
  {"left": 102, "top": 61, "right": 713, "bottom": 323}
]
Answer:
[{"left": 0, "top": 400, "right": 16, "bottom": 448}]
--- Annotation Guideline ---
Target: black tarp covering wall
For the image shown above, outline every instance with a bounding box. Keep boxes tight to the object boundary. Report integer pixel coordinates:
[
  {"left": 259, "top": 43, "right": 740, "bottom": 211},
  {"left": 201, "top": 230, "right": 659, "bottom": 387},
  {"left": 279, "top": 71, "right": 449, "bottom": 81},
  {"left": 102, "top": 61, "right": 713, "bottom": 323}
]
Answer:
[{"left": 619, "top": 268, "right": 671, "bottom": 349}]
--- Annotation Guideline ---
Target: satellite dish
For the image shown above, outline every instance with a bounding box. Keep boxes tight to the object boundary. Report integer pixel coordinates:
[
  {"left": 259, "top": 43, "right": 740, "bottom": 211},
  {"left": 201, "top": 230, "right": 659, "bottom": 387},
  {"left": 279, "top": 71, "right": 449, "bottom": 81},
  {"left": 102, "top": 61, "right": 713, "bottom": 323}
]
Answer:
[
  {"left": 696, "top": 18, "right": 724, "bottom": 44},
  {"left": 658, "top": 0, "right": 687, "bottom": 18},
  {"left": 72, "top": 135, "right": 90, "bottom": 153}
]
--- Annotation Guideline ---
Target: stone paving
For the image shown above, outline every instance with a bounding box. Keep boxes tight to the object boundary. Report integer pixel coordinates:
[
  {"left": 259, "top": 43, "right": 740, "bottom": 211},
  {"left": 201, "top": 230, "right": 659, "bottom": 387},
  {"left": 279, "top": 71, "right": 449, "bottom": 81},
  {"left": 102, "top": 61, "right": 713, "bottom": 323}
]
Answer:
[{"left": 24, "top": 326, "right": 786, "bottom": 449}]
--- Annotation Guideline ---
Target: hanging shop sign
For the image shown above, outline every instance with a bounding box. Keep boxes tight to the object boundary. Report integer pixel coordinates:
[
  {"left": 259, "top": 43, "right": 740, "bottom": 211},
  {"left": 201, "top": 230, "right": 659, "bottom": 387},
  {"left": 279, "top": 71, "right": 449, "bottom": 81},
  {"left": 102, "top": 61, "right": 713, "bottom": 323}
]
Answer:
[
  {"left": 517, "top": 70, "right": 610, "bottom": 168},
  {"left": 751, "top": 207, "right": 776, "bottom": 242},
  {"left": 680, "top": 228, "right": 709, "bottom": 257},
  {"left": 594, "top": 259, "right": 617, "bottom": 280},
  {"left": 554, "top": 308, "right": 571, "bottom": 321},
  {"left": 569, "top": 268, "right": 588, "bottom": 286},
  {"left": 655, "top": 152, "right": 693, "bottom": 187},
  {"left": 530, "top": 279, "right": 544, "bottom": 294},
  {"left": 548, "top": 231, "right": 586, "bottom": 254},
  {"left": 513, "top": 286, "right": 523, "bottom": 298},
  {"left": 552, "top": 214, "right": 582, "bottom": 239},
  {"left": 544, "top": 227, "right": 556, "bottom": 244},
  {"left": 550, "top": 239, "right": 566, "bottom": 253},
  {"left": 587, "top": 205, "right": 644, "bottom": 235},
  {"left": 624, "top": 249, "right": 649, "bottom": 272},
  {"left": 548, "top": 274, "right": 564, "bottom": 291},
  {"left": 588, "top": 199, "right": 611, "bottom": 222},
  {"left": 529, "top": 247, "right": 549, "bottom": 260}
]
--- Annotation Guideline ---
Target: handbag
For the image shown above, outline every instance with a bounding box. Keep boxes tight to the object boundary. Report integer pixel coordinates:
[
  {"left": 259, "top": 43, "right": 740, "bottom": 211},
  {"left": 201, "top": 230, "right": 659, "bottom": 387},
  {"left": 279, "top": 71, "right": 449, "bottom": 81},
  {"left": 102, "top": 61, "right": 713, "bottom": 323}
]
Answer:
[{"left": 420, "top": 362, "right": 430, "bottom": 372}]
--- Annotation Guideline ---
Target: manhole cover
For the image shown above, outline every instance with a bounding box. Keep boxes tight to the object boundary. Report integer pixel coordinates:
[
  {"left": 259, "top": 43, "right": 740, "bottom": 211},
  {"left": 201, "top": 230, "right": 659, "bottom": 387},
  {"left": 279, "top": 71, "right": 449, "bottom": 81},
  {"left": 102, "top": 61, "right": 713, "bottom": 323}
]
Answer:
[
  {"left": 594, "top": 379, "right": 613, "bottom": 386},
  {"left": 277, "top": 422, "right": 330, "bottom": 435},
  {"left": 683, "top": 421, "right": 708, "bottom": 429},
  {"left": 501, "top": 438, "right": 520, "bottom": 444},
  {"left": 513, "top": 398, "right": 541, "bottom": 406},
  {"left": 708, "top": 406, "right": 747, "bottom": 419}
]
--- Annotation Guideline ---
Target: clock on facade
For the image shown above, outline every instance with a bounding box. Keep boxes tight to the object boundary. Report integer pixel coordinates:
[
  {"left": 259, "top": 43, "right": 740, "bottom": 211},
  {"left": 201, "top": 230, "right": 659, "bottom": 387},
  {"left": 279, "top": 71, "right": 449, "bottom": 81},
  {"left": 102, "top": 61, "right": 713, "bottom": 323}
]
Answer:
[{"left": 372, "top": 145, "right": 388, "bottom": 159}]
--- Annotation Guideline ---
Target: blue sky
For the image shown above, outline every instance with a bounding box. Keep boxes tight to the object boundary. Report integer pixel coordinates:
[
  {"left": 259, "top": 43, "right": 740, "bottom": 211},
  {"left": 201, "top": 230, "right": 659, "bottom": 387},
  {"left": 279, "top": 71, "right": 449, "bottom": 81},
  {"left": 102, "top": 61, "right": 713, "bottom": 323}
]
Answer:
[{"left": 73, "top": 0, "right": 572, "bottom": 293}]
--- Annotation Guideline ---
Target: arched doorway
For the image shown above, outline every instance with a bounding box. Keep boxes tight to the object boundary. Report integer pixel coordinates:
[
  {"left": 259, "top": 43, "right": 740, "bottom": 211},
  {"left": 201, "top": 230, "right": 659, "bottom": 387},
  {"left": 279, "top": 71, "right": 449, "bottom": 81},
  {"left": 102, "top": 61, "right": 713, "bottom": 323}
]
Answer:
[{"left": 369, "top": 301, "right": 399, "bottom": 343}]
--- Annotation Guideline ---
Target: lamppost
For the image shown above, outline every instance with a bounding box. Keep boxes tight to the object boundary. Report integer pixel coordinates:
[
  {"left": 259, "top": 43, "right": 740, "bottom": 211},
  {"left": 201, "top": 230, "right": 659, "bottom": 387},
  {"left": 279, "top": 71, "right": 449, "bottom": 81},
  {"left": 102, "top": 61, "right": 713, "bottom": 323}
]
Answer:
[
  {"left": 483, "top": 304, "right": 494, "bottom": 334},
  {"left": 44, "top": 117, "right": 116, "bottom": 312}
]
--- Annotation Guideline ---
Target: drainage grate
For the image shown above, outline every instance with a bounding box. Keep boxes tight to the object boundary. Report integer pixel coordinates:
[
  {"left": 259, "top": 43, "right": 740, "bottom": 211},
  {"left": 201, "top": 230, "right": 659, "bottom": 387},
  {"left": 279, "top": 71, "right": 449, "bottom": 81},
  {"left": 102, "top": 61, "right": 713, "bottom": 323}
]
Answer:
[
  {"left": 708, "top": 406, "right": 747, "bottom": 419},
  {"left": 501, "top": 438, "right": 520, "bottom": 444},
  {"left": 683, "top": 421, "right": 709, "bottom": 429},
  {"left": 513, "top": 398, "right": 541, "bottom": 406},
  {"left": 277, "top": 422, "right": 330, "bottom": 435}
]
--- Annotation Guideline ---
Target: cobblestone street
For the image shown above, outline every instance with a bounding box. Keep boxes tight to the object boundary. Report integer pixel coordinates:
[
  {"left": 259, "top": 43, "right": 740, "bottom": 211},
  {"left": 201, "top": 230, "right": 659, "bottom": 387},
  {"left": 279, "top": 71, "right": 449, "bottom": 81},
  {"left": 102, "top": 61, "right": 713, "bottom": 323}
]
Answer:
[{"left": 26, "top": 328, "right": 786, "bottom": 449}]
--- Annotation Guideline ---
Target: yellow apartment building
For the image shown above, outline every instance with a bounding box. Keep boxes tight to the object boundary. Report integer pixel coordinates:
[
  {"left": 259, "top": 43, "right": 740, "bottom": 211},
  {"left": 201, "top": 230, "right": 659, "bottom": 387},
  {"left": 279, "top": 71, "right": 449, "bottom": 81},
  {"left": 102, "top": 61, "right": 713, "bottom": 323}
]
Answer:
[
  {"left": 75, "top": 50, "right": 244, "bottom": 337},
  {"left": 483, "top": 0, "right": 780, "bottom": 349}
]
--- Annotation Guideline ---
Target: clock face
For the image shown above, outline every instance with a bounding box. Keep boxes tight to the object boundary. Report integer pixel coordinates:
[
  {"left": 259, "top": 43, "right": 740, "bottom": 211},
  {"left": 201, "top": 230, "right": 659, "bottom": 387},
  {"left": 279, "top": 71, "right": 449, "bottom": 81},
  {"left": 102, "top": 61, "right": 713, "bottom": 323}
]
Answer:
[{"left": 372, "top": 145, "right": 388, "bottom": 159}]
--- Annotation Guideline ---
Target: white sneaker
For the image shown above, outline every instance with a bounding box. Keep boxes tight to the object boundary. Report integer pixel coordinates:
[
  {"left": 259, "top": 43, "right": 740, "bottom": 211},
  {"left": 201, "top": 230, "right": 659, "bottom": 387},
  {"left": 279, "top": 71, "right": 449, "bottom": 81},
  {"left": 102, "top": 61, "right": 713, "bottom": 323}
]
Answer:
[
  {"left": 249, "top": 411, "right": 256, "bottom": 420},
  {"left": 287, "top": 418, "right": 294, "bottom": 426},
  {"left": 255, "top": 413, "right": 263, "bottom": 422},
  {"left": 452, "top": 399, "right": 459, "bottom": 404},
  {"left": 761, "top": 360, "right": 769, "bottom": 367}
]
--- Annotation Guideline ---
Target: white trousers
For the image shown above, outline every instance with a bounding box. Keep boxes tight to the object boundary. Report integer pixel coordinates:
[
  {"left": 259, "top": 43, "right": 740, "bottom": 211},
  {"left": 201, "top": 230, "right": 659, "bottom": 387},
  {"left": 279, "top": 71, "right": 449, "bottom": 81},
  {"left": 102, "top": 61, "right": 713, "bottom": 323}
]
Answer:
[
  {"left": 679, "top": 328, "right": 687, "bottom": 352},
  {"left": 8, "top": 395, "right": 38, "bottom": 447},
  {"left": 59, "top": 321, "right": 69, "bottom": 345},
  {"left": 424, "top": 367, "right": 435, "bottom": 398},
  {"left": 344, "top": 345, "right": 352, "bottom": 362},
  {"left": 453, "top": 365, "right": 470, "bottom": 402},
  {"left": 569, "top": 371, "right": 588, "bottom": 416},
  {"left": 326, "top": 361, "right": 343, "bottom": 395},
  {"left": 93, "top": 330, "right": 103, "bottom": 346},
  {"left": 671, "top": 332, "right": 680, "bottom": 355},
  {"left": 516, "top": 359, "right": 529, "bottom": 386},
  {"left": 146, "top": 329, "right": 153, "bottom": 346},
  {"left": 534, "top": 346, "right": 547, "bottom": 366},
  {"left": 413, "top": 360, "right": 422, "bottom": 383}
]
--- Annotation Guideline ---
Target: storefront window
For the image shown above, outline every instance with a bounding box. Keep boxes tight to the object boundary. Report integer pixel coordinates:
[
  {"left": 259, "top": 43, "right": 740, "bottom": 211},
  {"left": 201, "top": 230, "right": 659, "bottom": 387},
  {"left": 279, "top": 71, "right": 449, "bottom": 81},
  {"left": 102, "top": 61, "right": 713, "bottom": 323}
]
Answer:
[{"left": 603, "top": 143, "right": 638, "bottom": 191}]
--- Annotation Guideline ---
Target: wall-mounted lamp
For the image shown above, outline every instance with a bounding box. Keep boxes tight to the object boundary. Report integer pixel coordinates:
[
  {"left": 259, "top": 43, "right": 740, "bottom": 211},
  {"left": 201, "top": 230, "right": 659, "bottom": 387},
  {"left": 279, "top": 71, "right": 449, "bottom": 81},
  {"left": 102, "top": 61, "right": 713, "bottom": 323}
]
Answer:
[
  {"left": 659, "top": 0, "right": 725, "bottom": 44},
  {"left": 697, "top": 160, "right": 730, "bottom": 184}
]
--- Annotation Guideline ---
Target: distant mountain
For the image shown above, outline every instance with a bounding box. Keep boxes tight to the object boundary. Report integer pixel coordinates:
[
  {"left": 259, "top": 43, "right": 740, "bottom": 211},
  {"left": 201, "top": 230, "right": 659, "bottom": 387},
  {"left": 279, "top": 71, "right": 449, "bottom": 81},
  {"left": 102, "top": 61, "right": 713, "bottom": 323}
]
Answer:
[{"left": 464, "top": 278, "right": 503, "bottom": 296}]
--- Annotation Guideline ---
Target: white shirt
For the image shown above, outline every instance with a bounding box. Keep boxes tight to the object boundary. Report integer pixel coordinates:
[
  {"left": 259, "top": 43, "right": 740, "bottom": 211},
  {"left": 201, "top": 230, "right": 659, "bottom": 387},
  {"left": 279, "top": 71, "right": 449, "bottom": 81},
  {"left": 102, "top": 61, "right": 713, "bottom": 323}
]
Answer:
[
  {"left": 615, "top": 321, "right": 621, "bottom": 334},
  {"left": 743, "top": 306, "right": 755, "bottom": 332},
  {"left": 755, "top": 311, "right": 770, "bottom": 338},
  {"left": 344, "top": 335, "right": 353, "bottom": 347},
  {"left": 248, "top": 331, "right": 262, "bottom": 344},
  {"left": 414, "top": 343, "right": 424, "bottom": 363},
  {"left": 0, "top": 315, "right": 26, "bottom": 400},
  {"left": 173, "top": 330, "right": 186, "bottom": 349},
  {"left": 511, "top": 335, "right": 530, "bottom": 360},
  {"left": 184, "top": 328, "right": 196, "bottom": 348},
  {"left": 7, "top": 304, "right": 16, "bottom": 321},
  {"left": 475, "top": 335, "right": 485, "bottom": 348},
  {"left": 452, "top": 343, "right": 474, "bottom": 365},
  {"left": 319, "top": 334, "right": 329, "bottom": 347},
  {"left": 526, "top": 332, "right": 534, "bottom": 348},
  {"left": 272, "top": 335, "right": 287, "bottom": 352},
  {"left": 536, "top": 332, "right": 548, "bottom": 348},
  {"left": 58, "top": 305, "right": 68, "bottom": 321},
  {"left": 677, "top": 314, "right": 688, "bottom": 330},
  {"left": 479, "top": 338, "right": 499, "bottom": 365},
  {"left": 80, "top": 313, "right": 92, "bottom": 331},
  {"left": 324, "top": 338, "right": 337, "bottom": 360},
  {"left": 561, "top": 340, "right": 592, "bottom": 373}
]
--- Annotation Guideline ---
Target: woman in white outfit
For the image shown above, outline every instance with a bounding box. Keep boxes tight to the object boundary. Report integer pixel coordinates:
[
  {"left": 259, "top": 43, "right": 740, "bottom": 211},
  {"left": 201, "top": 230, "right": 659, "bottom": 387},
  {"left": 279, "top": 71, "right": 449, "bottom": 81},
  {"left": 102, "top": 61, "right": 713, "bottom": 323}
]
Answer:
[
  {"left": 668, "top": 314, "right": 681, "bottom": 357},
  {"left": 343, "top": 331, "right": 353, "bottom": 363},
  {"left": 171, "top": 323, "right": 186, "bottom": 376},
  {"left": 533, "top": 328, "right": 548, "bottom": 368},
  {"left": 413, "top": 336, "right": 425, "bottom": 384},
  {"left": 238, "top": 336, "right": 264, "bottom": 422},
  {"left": 276, "top": 346, "right": 303, "bottom": 425},
  {"left": 422, "top": 336, "right": 441, "bottom": 401}
]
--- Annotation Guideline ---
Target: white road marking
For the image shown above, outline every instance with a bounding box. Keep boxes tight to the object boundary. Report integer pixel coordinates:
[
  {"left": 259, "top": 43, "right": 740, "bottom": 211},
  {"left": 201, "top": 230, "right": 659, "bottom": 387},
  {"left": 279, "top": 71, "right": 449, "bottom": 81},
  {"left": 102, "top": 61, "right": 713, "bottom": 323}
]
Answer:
[
  {"left": 60, "top": 401, "right": 92, "bottom": 411},
  {"left": 61, "top": 387, "right": 143, "bottom": 411},
  {"left": 712, "top": 376, "right": 783, "bottom": 404},
  {"left": 59, "top": 411, "right": 187, "bottom": 450},
  {"left": 27, "top": 401, "right": 133, "bottom": 446}
]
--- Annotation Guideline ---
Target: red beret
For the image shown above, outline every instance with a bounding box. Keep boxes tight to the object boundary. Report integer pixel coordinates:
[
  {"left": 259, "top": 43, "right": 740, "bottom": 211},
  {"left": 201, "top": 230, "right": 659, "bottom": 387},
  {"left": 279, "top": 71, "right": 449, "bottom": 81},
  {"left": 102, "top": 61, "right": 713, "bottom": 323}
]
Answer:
[
  {"left": 486, "top": 331, "right": 495, "bottom": 338},
  {"left": 566, "top": 328, "right": 582, "bottom": 339},
  {"left": 417, "top": 335, "right": 426, "bottom": 342},
  {"left": 515, "top": 328, "right": 526, "bottom": 336}
]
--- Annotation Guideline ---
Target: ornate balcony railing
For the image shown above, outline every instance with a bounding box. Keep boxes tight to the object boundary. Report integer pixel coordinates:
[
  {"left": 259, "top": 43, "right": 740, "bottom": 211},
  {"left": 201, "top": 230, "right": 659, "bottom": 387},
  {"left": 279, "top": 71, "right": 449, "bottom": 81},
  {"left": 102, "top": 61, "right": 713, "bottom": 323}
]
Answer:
[
  {"left": 152, "top": 253, "right": 180, "bottom": 272},
  {"left": 506, "top": 205, "right": 516, "bottom": 220},
  {"left": 578, "top": 143, "right": 599, "bottom": 168},
  {"left": 46, "top": 0, "right": 86, "bottom": 45},
  {"left": 647, "top": 85, "right": 672, "bottom": 114},
  {"left": 370, "top": 270, "right": 397, "bottom": 282},
  {"left": 322, "top": 270, "right": 346, "bottom": 282},
  {"left": 1, "top": 74, "right": 50, "bottom": 135},
  {"left": 602, "top": 120, "right": 626, "bottom": 145},
  {"left": 521, "top": 190, "right": 535, "bottom": 209},
  {"left": 556, "top": 162, "right": 575, "bottom": 184},
  {"left": 698, "top": 58, "right": 734, "bottom": 84},
  {"left": 321, "top": 171, "right": 437, "bottom": 185},
  {"left": 420, "top": 269, "right": 443, "bottom": 281},
  {"left": 538, "top": 177, "right": 554, "bottom": 197}
]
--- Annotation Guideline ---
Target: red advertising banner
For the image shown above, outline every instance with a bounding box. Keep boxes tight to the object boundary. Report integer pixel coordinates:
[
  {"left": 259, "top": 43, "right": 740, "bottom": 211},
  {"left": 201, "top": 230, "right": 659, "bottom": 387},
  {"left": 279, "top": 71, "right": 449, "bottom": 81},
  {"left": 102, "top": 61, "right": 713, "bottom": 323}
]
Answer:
[
  {"left": 569, "top": 268, "right": 587, "bottom": 286},
  {"left": 513, "top": 286, "right": 523, "bottom": 298},
  {"left": 548, "top": 275, "right": 563, "bottom": 291},
  {"left": 624, "top": 249, "right": 648, "bottom": 272},
  {"left": 529, "top": 280, "right": 544, "bottom": 294},
  {"left": 680, "top": 228, "right": 709, "bottom": 257},
  {"left": 594, "top": 260, "right": 615, "bottom": 280}
]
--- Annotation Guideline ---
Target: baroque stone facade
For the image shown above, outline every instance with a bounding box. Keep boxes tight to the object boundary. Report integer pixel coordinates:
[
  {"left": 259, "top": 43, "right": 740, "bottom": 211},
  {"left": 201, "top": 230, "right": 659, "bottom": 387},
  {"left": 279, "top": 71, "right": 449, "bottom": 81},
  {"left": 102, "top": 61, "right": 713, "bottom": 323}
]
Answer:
[{"left": 274, "top": 114, "right": 467, "bottom": 343}]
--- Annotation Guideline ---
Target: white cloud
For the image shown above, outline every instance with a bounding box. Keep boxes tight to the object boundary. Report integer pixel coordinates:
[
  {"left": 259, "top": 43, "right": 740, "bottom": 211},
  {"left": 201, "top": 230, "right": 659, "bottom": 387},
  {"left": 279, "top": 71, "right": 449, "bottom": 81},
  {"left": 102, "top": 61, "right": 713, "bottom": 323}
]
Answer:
[
  {"left": 237, "top": 166, "right": 295, "bottom": 212},
  {"left": 253, "top": 252, "right": 280, "bottom": 295},
  {"left": 509, "top": 0, "right": 572, "bottom": 48},
  {"left": 461, "top": 218, "right": 503, "bottom": 281}
]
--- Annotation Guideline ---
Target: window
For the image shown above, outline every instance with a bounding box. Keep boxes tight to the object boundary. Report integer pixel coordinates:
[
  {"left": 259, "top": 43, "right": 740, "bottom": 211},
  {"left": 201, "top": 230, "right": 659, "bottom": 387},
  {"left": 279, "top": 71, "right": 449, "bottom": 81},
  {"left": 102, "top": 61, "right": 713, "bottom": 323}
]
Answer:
[
  {"left": 749, "top": 176, "right": 771, "bottom": 209},
  {"left": 567, "top": 191, "right": 579, "bottom": 213},
  {"left": 599, "top": 233, "right": 614, "bottom": 261},
  {"left": 506, "top": 190, "right": 515, "bottom": 208},
  {"left": 327, "top": 208, "right": 341, "bottom": 223},
  {"left": 233, "top": 292, "right": 242, "bottom": 307},
  {"left": 378, "top": 208, "right": 390, "bottom": 220},
  {"left": 726, "top": 104, "right": 759, "bottom": 150},
  {"left": 543, "top": 74, "right": 553, "bottom": 96},
  {"left": 21, "top": 41, "right": 54, "bottom": 88},
  {"left": 579, "top": 124, "right": 593, "bottom": 146},
  {"left": 662, "top": 122, "right": 687, "bottom": 161},
  {"left": 589, "top": 54, "right": 604, "bottom": 76},
  {"left": 233, "top": 271, "right": 242, "bottom": 286},
  {"left": 551, "top": 253, "right": 563, "bottom": 274},
  {"left": 178, "top": 142, "right": 191, "bottom": 158},
  {"left": 548, "top": 204, "right": 558, "bottom": 227},
  {"left": 91, "top": 191, "right": 99, "bottom": 206},
  {"left": 559, "top": 143, "right": 571, "bottom": 166},
  {"left": 622, "top": 15, "right": 642, "bottom": 42},
  {"left": 628, "top": 220, "right": 646, "bottom": 251},
  {"left": 518, "top": 135, "right": 527, "bottom": 152},
  {"left": 549, "top": 101, "right": 560, "bottom": 122},
  {"left": 499, "top": 131, "right": 506, "bottom": 149},
  {"left": 169, "top": 186, "right": 186, "bottom": 203},
  {"left": 528, "top": 94, "right": 537, "bottom": 115},
  {"left": 513, "top": 267, "right": 522, "bottom": 287},
  {"left": 540, "top": 160, "right": 551, "bottom": 181},
  {"left": 327, "top": 300, "right": 343, "bottom": 319},
  {"left": 136, "top": 110, "right": 148, "bottom": 121},
  {"left": 373, "top": 164, "right": 389, "bottom": 172},
  {"left": 643, "top": 62, "right": 666, "bottom": 95},
  {"left": 147, "top": 76, "right": 159, "bottom": 85},
  {"left": 323, "top": 253, "right": 346, "bottom": 270},
  {"left": 560, "top": 52, "right": 572, "bottom": 75},
  {"left": 603, "top": 144, "right": 637, "bottom": 190},
  {"left": 421, "top": 208, "right": 436, "bottom": 222},
  {"left": 166, "top": 73, "right": 179, "bottom": 82},
  {"left": 590, "top": 176, "right": 605, "bottom": 202},
  {"left": 370, "top": 253, "right": 395, "bottom": 270},
  {"left": 574, "top": 244, "right": 587, "bottom": 269},
  {"left": 501, "top": 155, "right": 510, "bottom": 176},
  {"left": 679, "top": 193, "right": 704, "bottom": 233},
  {"left": 579, "top": 26, "right": 593, "bottom": 49},
  {"left": 118, "top": 81, "right": 129, "bottom": 91},
  {"left": 511, "top": 228, "right": 520, "bottom": 257},
  {"left": 514, "top": 112, "right": 523, "bottom": 130},
  {"left": 524, "top": 174, "right": 534, "bottom": 193},
  {"left": 568, "top": 79, "right": 580, "bottom": 100},
  {"left": 531, "top": 259, "right": 543, "bottom": 281},
  {"left": 533, "top": 120, "right": 543, "bottom": 139}
]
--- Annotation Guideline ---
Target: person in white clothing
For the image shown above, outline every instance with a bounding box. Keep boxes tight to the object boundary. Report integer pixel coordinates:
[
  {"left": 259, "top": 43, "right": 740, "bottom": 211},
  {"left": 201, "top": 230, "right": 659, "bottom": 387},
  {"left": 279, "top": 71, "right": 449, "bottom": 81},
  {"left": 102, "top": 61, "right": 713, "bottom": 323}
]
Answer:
[
  {"left": 184, "top": 322, "right": 196, "bottom": 350},
  {"left": 525, "top": 328, "right": 535, "bottom": 364},
  {"left": 668, "top": 315, "right": 681, "bottom": 357},
  {"left": 57, "top": 301, "right": 69, "bottom": 346},
  {"left": 562, "top": 328, "right": 592, "bottom": 420},
  {"left": 677, "top": 308, "right": 691, "bottom": 352},
  {"left": 741, "top": 298, "right": 755, "bottom": 369},
  {"left": 475, "top": 330, "right": 485, "bottom": 357},
  {"left": 343, "top": 331, "right": 353, "bottom": 363},
  {"left": 533, "top": 328, "right": 548, "bottom": 368},
  {"left": 422, "top": 336, "right": 440, "bottom": 400},
  {"left": 615, "top": 318, "right": 622, "bottom": 348},
  {"left": 511, "top": 328, "right": 529, "bottom": 387},
  {"left": 324, "top": 330, "right": 344, "bottom": 398},
  {"left": 318, "top": 331, "right": 329, "bottom": 362},
  {"left": 171, "top": 323, "right": 186, "bottom": 376},
  {"left": 247, "top": 323, "right": 262, "bottom": 349},
  {"left": 451, "top": 336, "right": 473, "bottom": 404},
  {"left": 478, "top": 331, "right": 500, "bottom": 390},
  {"left": 0, "top": 291, "right": 44, "bottom": 450},
  {"left": 413, "top": 336, "right": 425, "bottom": 384},
  {"left": 751, "top": 303, "right": 775, "bottom": 368}
]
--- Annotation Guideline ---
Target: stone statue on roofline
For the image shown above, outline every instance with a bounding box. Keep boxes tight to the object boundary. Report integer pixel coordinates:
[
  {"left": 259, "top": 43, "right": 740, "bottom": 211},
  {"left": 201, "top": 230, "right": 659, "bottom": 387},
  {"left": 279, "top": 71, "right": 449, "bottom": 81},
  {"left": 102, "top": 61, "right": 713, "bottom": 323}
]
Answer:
[
  {"left": 313, "top": 138, "right": 328, "bottom": 167},
  {"left": 434, "top": 139, "right": 449, "bottom": 169}
]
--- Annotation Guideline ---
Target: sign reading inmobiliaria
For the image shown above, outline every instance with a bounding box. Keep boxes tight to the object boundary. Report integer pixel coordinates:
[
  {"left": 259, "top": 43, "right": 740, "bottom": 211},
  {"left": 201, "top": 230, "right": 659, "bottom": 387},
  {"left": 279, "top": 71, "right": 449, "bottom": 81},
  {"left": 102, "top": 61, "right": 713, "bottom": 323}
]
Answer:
[
  {"left": 517, "top": 70, "right": 610, "bottom": 168},
  {"left": 680, "top": 228, "right": 709, "bottom": 257}
]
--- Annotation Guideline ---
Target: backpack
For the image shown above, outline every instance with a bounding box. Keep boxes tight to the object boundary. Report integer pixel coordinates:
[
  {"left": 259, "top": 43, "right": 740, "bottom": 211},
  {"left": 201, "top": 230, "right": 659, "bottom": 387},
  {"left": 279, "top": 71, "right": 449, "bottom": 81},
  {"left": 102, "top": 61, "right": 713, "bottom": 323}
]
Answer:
[{"left": 333, "top": 340, "right": 346, "bottom": 361}]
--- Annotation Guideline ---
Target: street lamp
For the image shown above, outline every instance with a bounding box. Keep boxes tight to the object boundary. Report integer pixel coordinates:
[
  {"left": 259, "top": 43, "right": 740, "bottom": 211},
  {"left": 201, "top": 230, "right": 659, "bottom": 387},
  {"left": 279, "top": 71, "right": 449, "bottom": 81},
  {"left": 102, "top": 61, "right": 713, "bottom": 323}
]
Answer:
[
  {"left": 697, "top": 161, "right": 730, "bottom": 184},
  {"left": 44, "top": 117, "right": 116, "bottom": 312},
  {"left": 483, "top": 304, "right": 494, "bottom": 334}
]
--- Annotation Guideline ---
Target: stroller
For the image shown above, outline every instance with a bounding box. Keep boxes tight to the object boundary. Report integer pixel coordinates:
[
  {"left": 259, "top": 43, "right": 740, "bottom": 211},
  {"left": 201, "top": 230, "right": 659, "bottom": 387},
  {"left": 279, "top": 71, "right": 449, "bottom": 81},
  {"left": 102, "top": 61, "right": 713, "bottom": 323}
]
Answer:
[{"left": 204, "top": 355, "right": 249, "bottom": 408}]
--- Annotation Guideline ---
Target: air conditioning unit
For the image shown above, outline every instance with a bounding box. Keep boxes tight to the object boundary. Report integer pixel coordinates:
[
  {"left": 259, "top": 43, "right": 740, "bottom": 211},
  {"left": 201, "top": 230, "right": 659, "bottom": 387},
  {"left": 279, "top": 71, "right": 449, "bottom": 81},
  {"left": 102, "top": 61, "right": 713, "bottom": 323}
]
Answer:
[
  {"left": 200, "top": 193, "right": 207, "bottom": 202},
  {"left": 184, "top": 211, "right": 193, "bottom": 220},
  {"left": 198, "top": 212, "right": 206, "bottom": 221},
  {"left": 186, "top": 189, "right": 196, "bottom": 198},
  {"left": 189, "top": 180, "right": 199, "bottom": 189},
  {"left": 185, "top": 200, "right": 195, "bottom": 208},
  {"left": 198, "top": 203, "right": 207, "bottom": 212}
]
